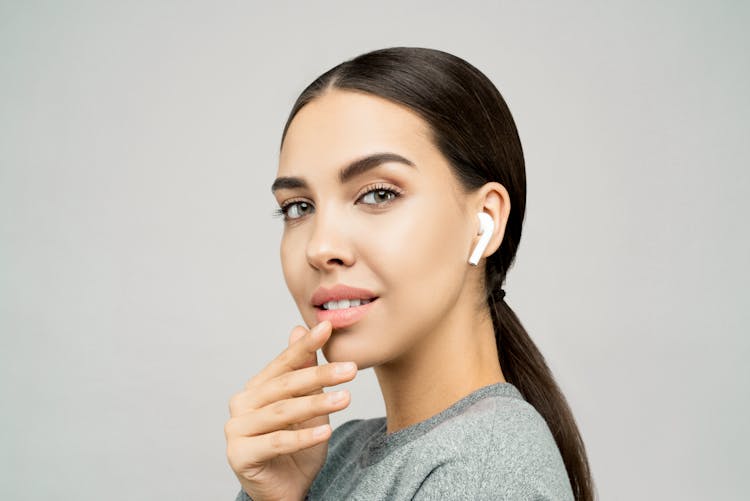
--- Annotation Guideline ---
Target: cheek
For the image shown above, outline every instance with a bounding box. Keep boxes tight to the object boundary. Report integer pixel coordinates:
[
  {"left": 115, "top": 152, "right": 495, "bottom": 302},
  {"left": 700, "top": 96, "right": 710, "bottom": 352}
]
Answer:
[
  {"left": 322, "top": 201, "right": 466, "bottom": 365},
  {"left": 370, "top": 199, "right": 464, "bottom": 274},
  {"left": 320, "top": 200, "right": 469, "bottom": 366},
  {"left": 363, "top": 198, "right": 467, "bottom": 314}
]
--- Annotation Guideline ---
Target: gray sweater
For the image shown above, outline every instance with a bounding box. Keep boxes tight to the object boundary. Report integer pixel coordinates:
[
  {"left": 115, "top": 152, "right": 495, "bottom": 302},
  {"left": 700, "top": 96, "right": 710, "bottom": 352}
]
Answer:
[{"left": 236, "top": 382, "right": 574, "bottom": 500}]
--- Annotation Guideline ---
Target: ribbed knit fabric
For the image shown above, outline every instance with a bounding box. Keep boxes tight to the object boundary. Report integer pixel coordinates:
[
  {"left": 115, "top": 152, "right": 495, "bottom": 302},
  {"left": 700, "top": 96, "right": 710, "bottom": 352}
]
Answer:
[{"left": 235, "top": 381, "right": 574, "bottom": 500}]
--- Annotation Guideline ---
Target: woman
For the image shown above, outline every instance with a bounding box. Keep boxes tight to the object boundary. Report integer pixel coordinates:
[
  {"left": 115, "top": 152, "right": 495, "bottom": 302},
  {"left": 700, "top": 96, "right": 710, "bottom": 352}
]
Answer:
[{"left": 225, "top": 47, "right": 595, "bottom": 501}]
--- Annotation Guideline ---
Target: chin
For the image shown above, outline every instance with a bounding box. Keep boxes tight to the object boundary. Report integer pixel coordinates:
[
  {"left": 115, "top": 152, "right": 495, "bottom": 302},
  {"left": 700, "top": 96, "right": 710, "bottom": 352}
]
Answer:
[{"left": 320, "top": 331, "right": 384, "bottom": 369}]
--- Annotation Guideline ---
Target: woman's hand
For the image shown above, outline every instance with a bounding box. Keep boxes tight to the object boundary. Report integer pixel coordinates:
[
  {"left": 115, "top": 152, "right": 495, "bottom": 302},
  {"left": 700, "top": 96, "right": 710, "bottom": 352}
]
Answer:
[{"left": 225, "top": 320, "right": 357, "bottom": 501}]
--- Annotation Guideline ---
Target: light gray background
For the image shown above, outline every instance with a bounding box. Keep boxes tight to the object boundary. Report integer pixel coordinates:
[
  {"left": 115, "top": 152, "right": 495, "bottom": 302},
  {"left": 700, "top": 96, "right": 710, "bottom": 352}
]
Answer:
[{"left": 1, "top": 1, "right": 748, "bottom": 500}]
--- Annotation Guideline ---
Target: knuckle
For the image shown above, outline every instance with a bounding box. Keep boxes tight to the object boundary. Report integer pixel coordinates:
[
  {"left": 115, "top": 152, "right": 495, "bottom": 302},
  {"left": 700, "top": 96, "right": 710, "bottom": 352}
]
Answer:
[
  {"left": 289, "top": 325, "right": 306, "bottom": 344},
  {"left": 278, "top": 350, "right": 294, "bottom": 369},
  {"left": 228, "top": 393, "right": 244, "bottom": 416},
  {"left": 269, "top": 430, "right": 286, "bottom": 451},
  {"left": 320, "top": 391, "right": 334, "bottom": 405},
  {"left": 244, "top": 377, "right": 259, "bottom": 392},
  {"left": 297, "top": 428, "right": 308, "bottom": 447},
  {"left": 300, "top": 428, "right": 310, "bottom": 445},
  {"left": 224, "top": 418, "right": 236, "bottom": 439},
  {"left": 270, "top": 399, "right": 287, "bottom": 417},
  {"left": 278, "top": 372, "right": 293, "bottom": 393},
  {"left": 225, "top": 442, "right": 237, "bottom": 465},
  {"left": 225, "top": 442, "right": 245, "bottom": 472}
]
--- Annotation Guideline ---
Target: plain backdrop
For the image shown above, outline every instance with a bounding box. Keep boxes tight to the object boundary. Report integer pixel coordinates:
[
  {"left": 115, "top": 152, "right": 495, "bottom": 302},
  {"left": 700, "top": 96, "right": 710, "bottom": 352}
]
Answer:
[{"left": 1, "top": 1, "right": 748, "bottom": 500}]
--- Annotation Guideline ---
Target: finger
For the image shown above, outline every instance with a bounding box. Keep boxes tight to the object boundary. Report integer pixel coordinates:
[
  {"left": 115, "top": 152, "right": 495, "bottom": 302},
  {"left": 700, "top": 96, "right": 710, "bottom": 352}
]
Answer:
[
  {"left": 245, "top": 320, "right": 332, "bottom": 389},
  {"left": 288, "top": 325, "right": 307, "bottom": 346},
  {"left": 230, "top": 361, "right": 358, "bottom": 415},
  {"left": 226, "top": 389, "right": 350, "bottom": 437},
  {"left": 289, "top": 326, "right": 317, "bottom": 369},
  {"left": 228, "top": 425, "right": 332, "bottom": 467}
]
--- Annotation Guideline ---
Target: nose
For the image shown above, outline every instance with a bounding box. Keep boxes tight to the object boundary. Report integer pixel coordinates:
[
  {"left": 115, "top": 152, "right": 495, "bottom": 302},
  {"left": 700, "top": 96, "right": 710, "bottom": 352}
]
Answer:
[{"left": 305, "top": 204, "right": 355, "bottom": 271}]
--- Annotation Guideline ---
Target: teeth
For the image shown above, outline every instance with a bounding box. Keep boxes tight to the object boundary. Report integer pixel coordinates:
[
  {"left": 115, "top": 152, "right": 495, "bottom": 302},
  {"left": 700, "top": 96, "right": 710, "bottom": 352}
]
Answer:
[{"left": 322, "top": 298, "right": 374, "bottom": 310}]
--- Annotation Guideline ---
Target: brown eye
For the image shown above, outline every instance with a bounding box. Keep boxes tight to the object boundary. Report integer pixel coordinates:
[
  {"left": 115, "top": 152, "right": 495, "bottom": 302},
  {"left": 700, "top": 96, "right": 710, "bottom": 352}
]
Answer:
[{"left": 359, "top": 187, "right": 400, "bottom": 206}]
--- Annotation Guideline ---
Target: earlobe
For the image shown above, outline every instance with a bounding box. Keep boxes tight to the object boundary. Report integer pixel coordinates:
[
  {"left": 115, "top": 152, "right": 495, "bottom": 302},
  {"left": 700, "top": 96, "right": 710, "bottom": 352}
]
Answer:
[{"left": 468, "top": 212, "right": 494, "bottom": 265}]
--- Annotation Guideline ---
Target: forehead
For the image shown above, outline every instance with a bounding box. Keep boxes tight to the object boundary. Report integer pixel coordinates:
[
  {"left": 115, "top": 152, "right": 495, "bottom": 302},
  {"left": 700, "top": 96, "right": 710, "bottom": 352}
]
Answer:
[{"left": 278, "top": 89, "right": 434, "bottom": 175}]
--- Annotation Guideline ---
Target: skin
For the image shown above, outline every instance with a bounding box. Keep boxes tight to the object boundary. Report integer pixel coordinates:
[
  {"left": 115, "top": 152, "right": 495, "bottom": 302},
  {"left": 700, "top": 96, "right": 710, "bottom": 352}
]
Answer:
[{"left": 273, "top": 88, "right": 511, "bottom": 434}]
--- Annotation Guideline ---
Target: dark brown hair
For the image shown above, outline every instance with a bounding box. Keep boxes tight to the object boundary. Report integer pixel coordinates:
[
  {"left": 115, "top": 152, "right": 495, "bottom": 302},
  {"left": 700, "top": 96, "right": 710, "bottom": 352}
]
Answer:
[{"left": 279, "top": 46, "right": 595, "bottom": 501}]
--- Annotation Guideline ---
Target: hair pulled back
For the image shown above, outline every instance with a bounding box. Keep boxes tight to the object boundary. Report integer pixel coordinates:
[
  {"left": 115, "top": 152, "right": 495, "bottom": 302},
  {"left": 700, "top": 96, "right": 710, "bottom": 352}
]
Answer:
[{"left": 280, "top": 46, "right": 595, "bottom": 501}]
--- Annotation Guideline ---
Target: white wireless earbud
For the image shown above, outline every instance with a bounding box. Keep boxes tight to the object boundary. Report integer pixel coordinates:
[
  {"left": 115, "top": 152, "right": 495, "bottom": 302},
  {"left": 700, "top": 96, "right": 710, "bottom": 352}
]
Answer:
[{"left": 468, "top": 212, "right": 494, "bottom": 266}]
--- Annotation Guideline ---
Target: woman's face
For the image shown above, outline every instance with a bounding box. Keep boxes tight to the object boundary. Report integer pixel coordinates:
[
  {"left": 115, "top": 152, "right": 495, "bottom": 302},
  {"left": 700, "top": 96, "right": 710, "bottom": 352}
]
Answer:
[{"left": 273, "top": 89, "right": 482, "bottom": 368}]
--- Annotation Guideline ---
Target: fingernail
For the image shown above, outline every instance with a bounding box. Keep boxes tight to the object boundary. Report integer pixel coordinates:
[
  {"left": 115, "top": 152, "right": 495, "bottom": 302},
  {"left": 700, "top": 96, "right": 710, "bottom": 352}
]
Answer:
[
  {"left": 328, "top": 390, "right": 347, "bottom": 403},
  {"left": 335, "top": 362, "right": 357, "bottom": 375}
]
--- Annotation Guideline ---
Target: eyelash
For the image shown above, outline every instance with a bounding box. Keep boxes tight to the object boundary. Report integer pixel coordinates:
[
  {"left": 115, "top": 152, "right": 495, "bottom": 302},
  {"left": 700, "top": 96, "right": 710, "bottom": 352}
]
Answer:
[{"left": 273, "top": 183, "right": 404, "bottom": 222}]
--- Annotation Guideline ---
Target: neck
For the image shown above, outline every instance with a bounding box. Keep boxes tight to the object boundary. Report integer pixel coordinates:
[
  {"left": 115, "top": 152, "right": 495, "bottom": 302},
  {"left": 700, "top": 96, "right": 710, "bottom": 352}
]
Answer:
[{"left": 373, "top": 300, "right": 505, "bottom": 435}]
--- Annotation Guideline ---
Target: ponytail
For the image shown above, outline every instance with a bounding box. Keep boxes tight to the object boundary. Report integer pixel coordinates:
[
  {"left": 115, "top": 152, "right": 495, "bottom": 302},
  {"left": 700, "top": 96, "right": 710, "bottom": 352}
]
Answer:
[{"left": 487, "top": 283, "right": 596, "bottom": 501}]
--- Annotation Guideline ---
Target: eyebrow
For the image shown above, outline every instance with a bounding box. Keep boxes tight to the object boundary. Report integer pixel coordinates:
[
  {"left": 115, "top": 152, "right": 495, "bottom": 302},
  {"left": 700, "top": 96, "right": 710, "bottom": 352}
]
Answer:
[{"left": 271, "top": 152, "right": 416, "bottom": 194}]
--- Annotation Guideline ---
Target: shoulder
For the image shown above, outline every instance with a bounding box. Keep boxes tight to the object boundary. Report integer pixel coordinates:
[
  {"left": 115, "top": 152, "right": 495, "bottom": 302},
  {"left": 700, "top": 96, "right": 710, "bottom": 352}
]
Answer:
[
  {"left": 485, "top": 394, "right": 560, "bottom": 454},
  {"left": 426, "top": 388, "right": 561, "bottom": 460},
  {"left": 481, "top": 397, "right": 573, "bottom": 497},
  {"left": 414, "top": 393, "right": 574, "bottom": 500}
]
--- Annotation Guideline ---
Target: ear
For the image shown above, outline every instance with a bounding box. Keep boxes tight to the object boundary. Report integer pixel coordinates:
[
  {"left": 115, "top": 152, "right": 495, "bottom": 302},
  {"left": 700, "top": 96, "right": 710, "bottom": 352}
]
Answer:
[{"left": 471, "top": 182, "right": 510, "bottom": 261}]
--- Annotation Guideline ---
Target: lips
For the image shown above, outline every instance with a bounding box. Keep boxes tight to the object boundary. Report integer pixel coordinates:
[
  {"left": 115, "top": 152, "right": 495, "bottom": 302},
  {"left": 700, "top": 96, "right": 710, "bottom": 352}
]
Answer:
[
  {"left": 311, "top": 284, "right": 379, "bottom": 329},
  {"left": 311, "top": 284, "right": 379, "bottom": 308},
  {"left": 315, "top": 298, "right": 378, "bottom": 328}
]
